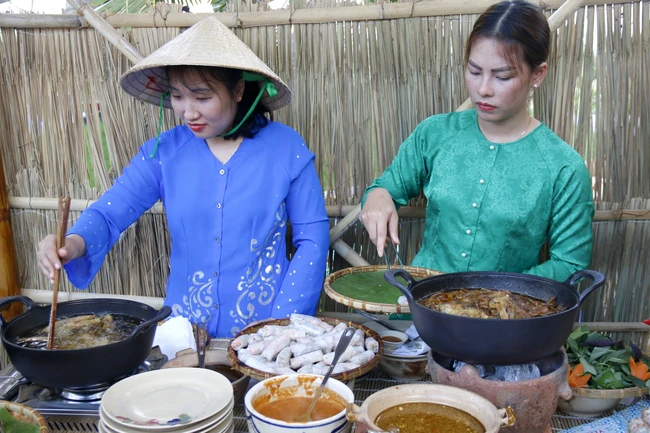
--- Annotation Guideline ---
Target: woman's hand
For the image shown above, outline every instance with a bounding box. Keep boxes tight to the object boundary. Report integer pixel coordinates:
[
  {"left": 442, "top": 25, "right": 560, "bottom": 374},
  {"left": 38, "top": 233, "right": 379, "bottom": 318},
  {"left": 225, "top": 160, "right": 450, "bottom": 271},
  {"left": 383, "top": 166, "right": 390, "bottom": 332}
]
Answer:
[
  {"left": 37, "top": 234, "right": 86, "bottom": 284},
  {"left": 360, "top": 188, "right": 400, "bottom": 257}
]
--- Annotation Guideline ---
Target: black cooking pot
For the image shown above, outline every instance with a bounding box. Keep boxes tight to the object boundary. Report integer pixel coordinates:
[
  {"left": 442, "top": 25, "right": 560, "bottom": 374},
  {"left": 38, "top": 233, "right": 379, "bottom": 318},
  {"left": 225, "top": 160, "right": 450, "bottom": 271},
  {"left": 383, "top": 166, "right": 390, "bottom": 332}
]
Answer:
[
  {"left": 0, "top": 296, "right": 171, "bottom": 389},
  {"left": 384, "top": 269, "right": 605, "bottom": 365}
]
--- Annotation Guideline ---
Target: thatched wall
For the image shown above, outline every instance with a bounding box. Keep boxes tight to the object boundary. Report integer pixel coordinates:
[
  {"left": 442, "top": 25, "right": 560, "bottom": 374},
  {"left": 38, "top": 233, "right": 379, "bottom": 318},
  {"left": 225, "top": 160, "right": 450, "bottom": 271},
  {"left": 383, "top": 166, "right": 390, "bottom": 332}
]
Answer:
[{"left": 1, "top": 1, "right": 649, "bottom": 368}]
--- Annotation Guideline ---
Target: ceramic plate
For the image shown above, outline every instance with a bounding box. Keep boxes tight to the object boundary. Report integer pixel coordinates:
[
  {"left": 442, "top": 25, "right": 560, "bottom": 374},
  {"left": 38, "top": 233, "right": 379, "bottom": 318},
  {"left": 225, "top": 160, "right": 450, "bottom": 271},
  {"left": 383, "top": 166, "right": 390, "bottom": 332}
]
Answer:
[
  {"left": 101, "top": 368, "right": 233, "bottom": 430},
  {"left": 101, "top": 398, "right": 234, "bottom": 433}
]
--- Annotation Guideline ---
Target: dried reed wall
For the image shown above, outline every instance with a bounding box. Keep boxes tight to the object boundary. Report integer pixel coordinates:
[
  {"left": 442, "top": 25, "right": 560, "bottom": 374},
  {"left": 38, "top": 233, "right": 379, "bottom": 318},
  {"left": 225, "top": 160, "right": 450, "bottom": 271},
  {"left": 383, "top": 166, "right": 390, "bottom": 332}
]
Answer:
[{"left": 1, "top": 1, "right": 649, "bottom": 368}]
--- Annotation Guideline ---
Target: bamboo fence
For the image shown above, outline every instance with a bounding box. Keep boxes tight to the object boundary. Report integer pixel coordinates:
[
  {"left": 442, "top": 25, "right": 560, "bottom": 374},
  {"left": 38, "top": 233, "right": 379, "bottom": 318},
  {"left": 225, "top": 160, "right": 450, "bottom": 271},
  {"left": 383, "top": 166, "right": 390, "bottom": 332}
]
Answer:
[{"left": 0, "top": 0, "right": 649, "bottom": 367}]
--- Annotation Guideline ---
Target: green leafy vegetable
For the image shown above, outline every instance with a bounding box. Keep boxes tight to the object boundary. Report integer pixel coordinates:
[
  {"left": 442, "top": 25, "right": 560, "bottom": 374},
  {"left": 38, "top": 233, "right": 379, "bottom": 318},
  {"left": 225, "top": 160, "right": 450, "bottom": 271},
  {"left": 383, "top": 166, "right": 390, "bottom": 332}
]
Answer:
[{"left": 564, "top": 325, "right": 650, "bottom": 392}]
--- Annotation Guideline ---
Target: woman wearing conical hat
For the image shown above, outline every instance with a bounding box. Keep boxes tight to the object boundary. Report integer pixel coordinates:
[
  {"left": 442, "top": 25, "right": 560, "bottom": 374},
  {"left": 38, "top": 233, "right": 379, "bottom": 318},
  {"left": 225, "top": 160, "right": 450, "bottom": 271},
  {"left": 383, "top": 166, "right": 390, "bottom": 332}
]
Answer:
[{"left": 37, "top": 17, "right": 330, "bottom": 338}]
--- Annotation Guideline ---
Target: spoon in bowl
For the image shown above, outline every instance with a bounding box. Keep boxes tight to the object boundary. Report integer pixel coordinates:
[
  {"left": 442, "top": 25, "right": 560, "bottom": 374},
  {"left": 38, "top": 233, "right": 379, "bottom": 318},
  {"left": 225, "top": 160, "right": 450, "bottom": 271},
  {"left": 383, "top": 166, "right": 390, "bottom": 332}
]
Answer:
[{"left": 294, "top": 326, "right": 356, "bottom": 423}]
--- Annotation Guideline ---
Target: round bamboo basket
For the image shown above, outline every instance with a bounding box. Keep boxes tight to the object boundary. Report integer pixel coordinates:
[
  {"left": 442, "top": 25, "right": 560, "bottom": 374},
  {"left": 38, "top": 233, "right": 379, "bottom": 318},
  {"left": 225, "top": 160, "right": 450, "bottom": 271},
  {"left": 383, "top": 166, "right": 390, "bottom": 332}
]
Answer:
[
  {"left": 324, "top": 265, "right": 442, "bottom": 313},
  {"left": 571, "top": 385, "right": 648, "bottom": 399},
  {"left": 227, "top": 317, "right": 383, "bottom": 382},
  {"left": 570, "top": 352, "right": 650, "bottom": 398},
  {"left": 0, "top": 401, "right": 48, "bottom": 433}
]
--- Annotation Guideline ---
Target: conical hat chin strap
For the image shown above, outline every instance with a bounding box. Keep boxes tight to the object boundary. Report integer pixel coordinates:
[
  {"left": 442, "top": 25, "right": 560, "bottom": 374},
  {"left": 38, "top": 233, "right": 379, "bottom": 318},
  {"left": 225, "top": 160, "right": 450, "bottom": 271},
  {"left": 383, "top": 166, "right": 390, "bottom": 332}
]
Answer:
[
  {"left": 149, "top": 72, "right": 278, "bottom": 158},
  {"left": 218, "top": 72, "right": 278, "bottom": 137}
]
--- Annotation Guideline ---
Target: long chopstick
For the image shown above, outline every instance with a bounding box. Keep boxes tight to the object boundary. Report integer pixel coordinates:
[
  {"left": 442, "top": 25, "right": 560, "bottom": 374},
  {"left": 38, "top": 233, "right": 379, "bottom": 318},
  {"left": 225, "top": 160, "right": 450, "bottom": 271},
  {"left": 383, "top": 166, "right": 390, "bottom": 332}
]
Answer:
[{"left": 46, "top": 196, "right": 71, "bottom": 350}]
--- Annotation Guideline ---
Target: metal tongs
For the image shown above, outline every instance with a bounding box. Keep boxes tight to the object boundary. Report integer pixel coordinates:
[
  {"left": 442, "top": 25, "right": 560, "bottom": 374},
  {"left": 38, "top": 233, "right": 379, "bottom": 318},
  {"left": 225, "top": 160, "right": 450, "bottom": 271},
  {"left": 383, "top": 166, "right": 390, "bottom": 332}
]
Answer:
[
  {"left": 195, "top": 322, "right": 208, "bottom": 369},
  {"left": 383, "top": 241, "right": 404, "bottom": 271}
]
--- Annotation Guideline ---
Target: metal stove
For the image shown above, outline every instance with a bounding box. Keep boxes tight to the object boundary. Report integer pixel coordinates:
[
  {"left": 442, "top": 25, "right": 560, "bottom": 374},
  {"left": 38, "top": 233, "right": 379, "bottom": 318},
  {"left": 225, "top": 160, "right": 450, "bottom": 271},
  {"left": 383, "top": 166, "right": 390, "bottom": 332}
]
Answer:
[{"left": 0, "top": 346, "right": 167, "bottom": 416}]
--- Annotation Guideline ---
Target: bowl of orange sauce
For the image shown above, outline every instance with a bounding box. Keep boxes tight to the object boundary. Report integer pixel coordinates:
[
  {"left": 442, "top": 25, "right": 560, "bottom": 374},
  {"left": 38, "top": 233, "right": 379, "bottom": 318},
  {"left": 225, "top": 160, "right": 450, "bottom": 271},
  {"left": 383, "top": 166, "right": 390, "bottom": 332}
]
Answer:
[{"left": 244, "top": 374, "right": 354, "bottom": 433}]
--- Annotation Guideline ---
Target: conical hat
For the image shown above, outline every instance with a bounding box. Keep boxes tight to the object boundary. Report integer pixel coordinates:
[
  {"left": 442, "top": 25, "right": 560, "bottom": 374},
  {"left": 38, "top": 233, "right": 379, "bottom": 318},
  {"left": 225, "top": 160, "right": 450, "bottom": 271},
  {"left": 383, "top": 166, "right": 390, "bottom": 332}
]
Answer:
[{"left": 120, "top": 17, "right": 291, "bottom": 111}]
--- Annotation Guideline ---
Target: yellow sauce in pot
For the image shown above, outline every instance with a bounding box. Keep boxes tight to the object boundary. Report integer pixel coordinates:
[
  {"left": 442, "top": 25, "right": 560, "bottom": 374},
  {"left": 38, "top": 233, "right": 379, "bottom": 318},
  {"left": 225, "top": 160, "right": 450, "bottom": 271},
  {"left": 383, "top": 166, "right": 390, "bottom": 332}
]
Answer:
[{"left": 375, "top": 402, "right": 485, "bottom": 433}]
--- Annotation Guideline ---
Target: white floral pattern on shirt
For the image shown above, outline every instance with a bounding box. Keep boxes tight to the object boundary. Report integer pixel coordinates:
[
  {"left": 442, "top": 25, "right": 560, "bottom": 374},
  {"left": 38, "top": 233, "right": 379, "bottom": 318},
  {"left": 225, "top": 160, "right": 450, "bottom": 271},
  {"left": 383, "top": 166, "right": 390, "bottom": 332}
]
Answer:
[
  {"left": 171, "top": 271, "right": 214, "bottom": 323},
  {"left": 230, "top": 203, "right": 286, "bottom": 331}
]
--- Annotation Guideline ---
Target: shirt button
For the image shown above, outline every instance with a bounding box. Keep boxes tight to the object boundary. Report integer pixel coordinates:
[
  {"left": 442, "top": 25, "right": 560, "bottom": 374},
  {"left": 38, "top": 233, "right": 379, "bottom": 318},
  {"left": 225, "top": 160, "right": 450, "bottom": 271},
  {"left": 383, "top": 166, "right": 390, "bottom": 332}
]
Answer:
[
  {"left": 216, "top": 203, "right": 222, "bottom": 209},
  {"left": 479, "top": 179, "right": 485, "bottom": 184},
  {"left": 472, "top": 203, "right": 478, "bottom": 208},
  {"left": 461, "top": 252, "right": 467, "bottom": 258},
  {"left": 489, "top": 145, "right": 495, "bottom": 150},
  {"left": 466, "top": 230, "right": 471, "bottom": 235},
  {"left": 219, "top": 169, "right": 225, "bottom": 175},
  {"left": 215, "top": 237, "right": 220, "bottom": 243},
  {"left": 213, "top": 271, "right": 218, "bottom": 277}
]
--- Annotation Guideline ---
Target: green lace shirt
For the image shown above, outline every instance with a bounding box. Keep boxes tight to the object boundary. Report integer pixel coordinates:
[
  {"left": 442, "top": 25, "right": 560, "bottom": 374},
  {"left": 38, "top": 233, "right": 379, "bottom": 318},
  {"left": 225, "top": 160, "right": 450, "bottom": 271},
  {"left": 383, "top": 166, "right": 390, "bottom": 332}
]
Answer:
[{"left": 363, "top": 110, "right": 594, "bottom": 282}]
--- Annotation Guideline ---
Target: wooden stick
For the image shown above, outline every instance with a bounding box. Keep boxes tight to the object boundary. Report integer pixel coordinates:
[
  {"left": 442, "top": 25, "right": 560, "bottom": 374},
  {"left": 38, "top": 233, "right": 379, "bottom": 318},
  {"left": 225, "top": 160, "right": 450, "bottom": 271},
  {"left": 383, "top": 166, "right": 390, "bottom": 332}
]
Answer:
[
  {"left": 46, "top": 196, "right": 71, "bottom": 350},
  {"left": 66, "top": 0, "right": 143, "bottom": 64}
]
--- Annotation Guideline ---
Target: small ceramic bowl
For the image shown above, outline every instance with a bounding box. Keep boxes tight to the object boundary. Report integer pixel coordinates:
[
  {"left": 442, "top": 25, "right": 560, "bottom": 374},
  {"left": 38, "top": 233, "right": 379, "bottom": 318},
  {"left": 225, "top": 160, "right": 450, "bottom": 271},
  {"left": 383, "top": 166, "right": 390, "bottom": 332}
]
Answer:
[
  {"left": 245, "top": 374, "right": 355, "bottom": 433},
  {"left": 556, "top": 395, "right": 621, "bottom": 417},
  {"left": 556, "top": 385, "right": 647, "bottom": 418},
  {"left": 379, "top": 352, "right": 429, "bottom": 381},
  {"left": 377, "top": 331, "right": 408, "bottom": 355}
]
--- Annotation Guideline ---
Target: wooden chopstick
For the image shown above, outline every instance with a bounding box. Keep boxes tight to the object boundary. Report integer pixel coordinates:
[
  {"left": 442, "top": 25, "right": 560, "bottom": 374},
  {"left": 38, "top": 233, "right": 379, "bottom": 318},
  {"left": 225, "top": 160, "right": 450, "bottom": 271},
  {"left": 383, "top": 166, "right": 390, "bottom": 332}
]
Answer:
[{"left": 46, "top": 196, "right": 71, "bottom": 350}]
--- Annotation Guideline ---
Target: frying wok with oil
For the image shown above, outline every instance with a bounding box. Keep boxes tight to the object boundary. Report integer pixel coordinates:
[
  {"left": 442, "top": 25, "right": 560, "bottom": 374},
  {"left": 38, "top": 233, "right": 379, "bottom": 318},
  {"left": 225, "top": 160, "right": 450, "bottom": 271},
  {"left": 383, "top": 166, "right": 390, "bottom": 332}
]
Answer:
[{"left": 0, "top": 295, "right": 171, "bottom": 389}]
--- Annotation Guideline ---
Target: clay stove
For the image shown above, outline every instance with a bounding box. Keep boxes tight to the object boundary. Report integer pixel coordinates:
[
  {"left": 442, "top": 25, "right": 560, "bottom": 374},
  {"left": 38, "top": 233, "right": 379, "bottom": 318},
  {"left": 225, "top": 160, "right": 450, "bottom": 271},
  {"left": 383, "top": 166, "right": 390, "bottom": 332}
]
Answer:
[{"left": 427, "top": 349, "right": 572, "bottom": 433}]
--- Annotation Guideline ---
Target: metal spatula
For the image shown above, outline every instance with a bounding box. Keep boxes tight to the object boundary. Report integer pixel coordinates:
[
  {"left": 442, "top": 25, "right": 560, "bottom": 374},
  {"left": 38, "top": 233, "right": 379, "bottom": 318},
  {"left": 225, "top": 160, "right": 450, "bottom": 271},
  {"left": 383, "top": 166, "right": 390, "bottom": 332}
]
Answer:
[{"left": 293, "top": 327, "right": 356, "bottom": 423}]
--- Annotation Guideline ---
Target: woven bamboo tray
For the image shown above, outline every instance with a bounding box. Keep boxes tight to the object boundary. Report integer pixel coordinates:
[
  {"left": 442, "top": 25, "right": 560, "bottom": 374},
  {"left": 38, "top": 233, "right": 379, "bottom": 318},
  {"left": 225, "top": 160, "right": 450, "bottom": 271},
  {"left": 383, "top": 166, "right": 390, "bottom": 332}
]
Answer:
[
  {"left": 227, "top": 317, "right": 383, "bottom": 382},
  {"left": 0, "top": 400, "right": 48, "bottom": 433},
  {"left": 324, "top": 265, "right": 442, "bottom": 313}
]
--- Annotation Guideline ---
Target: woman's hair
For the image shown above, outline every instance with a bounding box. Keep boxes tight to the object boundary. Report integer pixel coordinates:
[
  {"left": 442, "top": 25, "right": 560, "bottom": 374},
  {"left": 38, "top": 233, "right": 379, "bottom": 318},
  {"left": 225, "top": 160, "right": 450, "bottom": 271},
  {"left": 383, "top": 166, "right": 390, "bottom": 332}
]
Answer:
[
  {"left": 167, "top": 66, "right": 271, "bottom": 140},
  {"left": 465, "top": 0, "right": 550, "bottom": 74}
]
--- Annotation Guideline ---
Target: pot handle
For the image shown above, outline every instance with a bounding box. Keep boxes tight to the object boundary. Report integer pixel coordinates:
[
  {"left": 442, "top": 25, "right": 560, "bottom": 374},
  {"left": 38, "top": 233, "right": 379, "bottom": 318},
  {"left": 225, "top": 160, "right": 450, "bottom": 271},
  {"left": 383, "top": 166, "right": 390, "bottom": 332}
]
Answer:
[
  {"left": 383, "top": 269, "right": 417, "bottom": 304},
  {"left": 0, "top": 296, "right": 36, "bottom": 328},
  {"left": 564, "top": 270, "right": 606, "bottom": 305},
  {"left": 497, "top": 406, "right": 516, "bottom": 428},
  {"left": 130, "top": 306, "right": 172, "bottom": 337},
  {"left": 346, "top": 402, "right": 378, "bottom": 430}
]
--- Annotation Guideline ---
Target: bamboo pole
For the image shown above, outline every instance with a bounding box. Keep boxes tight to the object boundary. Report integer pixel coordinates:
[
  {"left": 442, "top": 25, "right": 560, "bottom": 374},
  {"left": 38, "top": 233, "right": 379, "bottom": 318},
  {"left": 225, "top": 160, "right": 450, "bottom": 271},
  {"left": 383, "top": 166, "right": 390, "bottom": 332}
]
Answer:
[
  {"left": 332, "top": 239, "right": 370, "bottom": 267},
  {"left": 0, "top": 153, "right": 22, "bottom": 321},
  {"left": 7, "top": 197, "right": 650, "bottom": 222},
  {"left": 21, "top": 288, "right": 165, "bottom": 309},
  {"left": 574, "top": 322, "right": 650, "bottom": 332},
  {"left": 0, "top": 0, "right": 642, "bottom": 29},
  {"left": 330, "top": 204, "right": 362, "bottom": 243},
  {"left": 66, "top": 0, "right": 143, "bottom": 64}
]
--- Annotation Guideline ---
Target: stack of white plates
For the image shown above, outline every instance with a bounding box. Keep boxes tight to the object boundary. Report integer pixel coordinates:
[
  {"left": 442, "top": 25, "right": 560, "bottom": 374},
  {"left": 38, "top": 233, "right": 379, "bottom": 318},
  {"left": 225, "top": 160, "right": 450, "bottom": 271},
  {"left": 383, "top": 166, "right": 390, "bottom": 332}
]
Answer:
[{"left": 99, "top": 368, "right": 234, "bottom": 433}]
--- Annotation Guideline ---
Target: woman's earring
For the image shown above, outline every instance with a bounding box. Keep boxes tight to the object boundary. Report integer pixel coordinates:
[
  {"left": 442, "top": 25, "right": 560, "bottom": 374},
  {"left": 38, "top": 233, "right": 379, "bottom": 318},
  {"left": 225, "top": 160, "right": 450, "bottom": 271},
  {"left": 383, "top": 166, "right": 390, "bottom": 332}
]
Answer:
[{"left": 533, "top": 83, "right": 539, "bottom": 89}]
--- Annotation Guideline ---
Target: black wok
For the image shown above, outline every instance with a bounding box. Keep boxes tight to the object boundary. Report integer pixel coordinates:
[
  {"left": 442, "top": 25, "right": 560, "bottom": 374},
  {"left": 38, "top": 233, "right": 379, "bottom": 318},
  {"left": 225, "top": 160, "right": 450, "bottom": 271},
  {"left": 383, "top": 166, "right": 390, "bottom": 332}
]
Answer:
[
  {"left": 384, "top": 269, "right": 605, "bottom": 365},
  {"left": 0, "top": 296, "right": 171, "bottom": 389}
]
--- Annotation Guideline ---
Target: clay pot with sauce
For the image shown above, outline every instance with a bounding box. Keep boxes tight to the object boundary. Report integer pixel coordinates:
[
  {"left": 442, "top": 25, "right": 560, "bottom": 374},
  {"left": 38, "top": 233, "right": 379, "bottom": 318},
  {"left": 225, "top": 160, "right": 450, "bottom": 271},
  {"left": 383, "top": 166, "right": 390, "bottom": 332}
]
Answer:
[
  {"left": 346, "top": 383, "right": 515, "bottom": 433},
  {"left": 245, "top": 374, "right": 354, "bottom": 433}
]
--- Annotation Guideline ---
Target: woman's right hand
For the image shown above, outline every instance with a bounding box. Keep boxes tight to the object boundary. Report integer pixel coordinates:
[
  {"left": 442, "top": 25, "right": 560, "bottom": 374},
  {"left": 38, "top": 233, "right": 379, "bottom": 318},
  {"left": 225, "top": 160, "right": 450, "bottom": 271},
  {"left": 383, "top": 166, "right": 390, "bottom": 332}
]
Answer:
[
  {"left": 37, "top": 234, "right": 86, "bottom": 284},
  {"left": 359, "top": 188, "right": 400, "bottom": 257}
]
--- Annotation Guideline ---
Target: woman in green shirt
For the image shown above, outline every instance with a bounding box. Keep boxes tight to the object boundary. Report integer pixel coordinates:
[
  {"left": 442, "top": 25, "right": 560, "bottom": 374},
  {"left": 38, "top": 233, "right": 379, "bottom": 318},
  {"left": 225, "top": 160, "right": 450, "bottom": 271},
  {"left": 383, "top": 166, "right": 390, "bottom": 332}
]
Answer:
[{"left": 360, "top": 0, "right": 594, "bottom": 282}]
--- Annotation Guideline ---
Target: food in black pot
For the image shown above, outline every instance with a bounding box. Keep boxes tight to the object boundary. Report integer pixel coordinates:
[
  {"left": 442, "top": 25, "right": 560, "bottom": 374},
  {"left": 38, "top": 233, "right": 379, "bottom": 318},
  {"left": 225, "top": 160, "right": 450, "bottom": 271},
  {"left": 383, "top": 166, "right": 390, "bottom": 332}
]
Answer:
[
  {"left": 420, "top": 288, "right": 565, "bottom": 319},
  {"left": 14, "top": 313, "right": 143, "bottom": 350}
]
